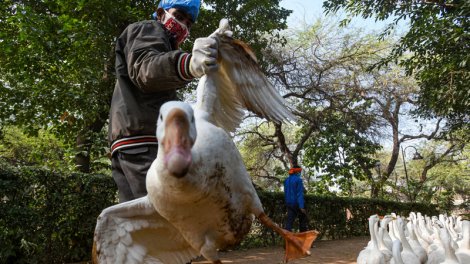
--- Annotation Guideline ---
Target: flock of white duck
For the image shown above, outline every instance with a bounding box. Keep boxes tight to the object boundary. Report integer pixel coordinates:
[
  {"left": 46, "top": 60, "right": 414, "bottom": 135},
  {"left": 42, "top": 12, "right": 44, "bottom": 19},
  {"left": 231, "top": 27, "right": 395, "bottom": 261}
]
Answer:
[{"left": 358, "top": 213, "right": 469, "bottom": 264}]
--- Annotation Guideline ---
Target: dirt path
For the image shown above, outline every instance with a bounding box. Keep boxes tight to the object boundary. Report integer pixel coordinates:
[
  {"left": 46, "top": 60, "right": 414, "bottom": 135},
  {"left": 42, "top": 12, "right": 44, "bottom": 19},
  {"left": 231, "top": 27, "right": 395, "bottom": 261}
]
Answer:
[{"left": 192, "top": 236, "right": 369, "bottom": 264}]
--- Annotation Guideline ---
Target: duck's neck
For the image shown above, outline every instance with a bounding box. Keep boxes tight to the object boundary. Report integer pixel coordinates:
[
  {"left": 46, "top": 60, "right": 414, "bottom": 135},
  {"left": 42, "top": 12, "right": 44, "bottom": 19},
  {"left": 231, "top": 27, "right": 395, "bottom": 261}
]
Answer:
[
  {"left": 392, "top": 240, "right": 404, "bottom": 264},
  {"left": 462, "top": 220, "right": 470, "bottom": 250},
  {"left": 377, "top": 227, "right": 388, "bottom": 250},
  {"left": 418, "top": 218, "right": 431, "bottom": 239},
  {"left": 381, "top": 219, "right": 392, "bottom": 241},
  {"left": 388, "top": 221, "right": 397, "bottom": 241},
  {"left": 397, "top": 220, "right": 413, "bottom": 251},
  {"left": 414, "top": 224, "right": 430, "bottom": 248},
  {"left": 441, "top": 228, "right": 459, "bottom": 263},
  {"left": 195, "top": 74, "right": 216, "bottom": 121},
  {"left": 369, "top": 219, "right": 379, "bottom": 249},
  {"left": 426, "top": 217, "right": 433, "bottom": 233},
  {"left": 446, "top": 219, "right": 458, "bottom": 241},
  {"left": 409, "top": 223, "right": 418, "bottom": 241}
]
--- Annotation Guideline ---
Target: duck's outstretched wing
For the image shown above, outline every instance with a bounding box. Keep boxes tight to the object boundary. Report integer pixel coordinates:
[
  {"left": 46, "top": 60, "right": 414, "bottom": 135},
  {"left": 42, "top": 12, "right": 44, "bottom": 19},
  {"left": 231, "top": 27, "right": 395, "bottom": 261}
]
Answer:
[
  {"left": 196, "top": 19, "right": 295, "bottom": 132},
  {"left": 93, "top": 196, "right": 199, "bottom": 264}
]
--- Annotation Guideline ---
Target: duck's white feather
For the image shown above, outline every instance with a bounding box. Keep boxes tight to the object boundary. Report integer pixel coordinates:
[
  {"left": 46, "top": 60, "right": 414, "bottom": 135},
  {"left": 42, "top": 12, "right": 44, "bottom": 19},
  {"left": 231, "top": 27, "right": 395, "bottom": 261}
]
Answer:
[
  {"left": 146, "top": 101, "right": 264, "bottom": 262},
  {"left": 93, "top": 196, "right": 199, "bottom": 264},
  {"left": 197, "top": 19, "right": 295, "bottom": 132},
  {"left": 456, "top": 220, "right": 470, "bottom": 264}
]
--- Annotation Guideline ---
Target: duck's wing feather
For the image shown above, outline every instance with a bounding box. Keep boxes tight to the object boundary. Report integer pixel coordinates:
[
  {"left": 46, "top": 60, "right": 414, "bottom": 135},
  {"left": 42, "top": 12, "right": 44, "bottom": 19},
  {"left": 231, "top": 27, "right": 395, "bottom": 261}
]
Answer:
[
  {"left": 93, "top": 196, "right": 199, "bottom": 264},
  {"left": 201, "top": 19, "right": 295, "bottom": 132}
]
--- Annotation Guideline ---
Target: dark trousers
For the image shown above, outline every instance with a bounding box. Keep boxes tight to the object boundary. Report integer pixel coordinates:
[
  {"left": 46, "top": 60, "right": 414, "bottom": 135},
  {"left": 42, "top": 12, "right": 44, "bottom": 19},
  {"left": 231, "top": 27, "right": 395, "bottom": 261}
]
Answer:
[
  {"left": 285, "top": 205, "right": 308, "bottom": 232},
  {"left": 111, "top": 145, "right": 158, "bottom": 203}
]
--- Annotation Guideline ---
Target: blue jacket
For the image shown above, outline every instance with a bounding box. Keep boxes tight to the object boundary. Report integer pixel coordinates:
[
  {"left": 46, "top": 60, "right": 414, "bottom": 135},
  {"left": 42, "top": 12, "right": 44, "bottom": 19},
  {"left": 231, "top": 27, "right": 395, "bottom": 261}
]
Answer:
[{"left": 284, "top": 173, "right": 305, "bottom": 209}]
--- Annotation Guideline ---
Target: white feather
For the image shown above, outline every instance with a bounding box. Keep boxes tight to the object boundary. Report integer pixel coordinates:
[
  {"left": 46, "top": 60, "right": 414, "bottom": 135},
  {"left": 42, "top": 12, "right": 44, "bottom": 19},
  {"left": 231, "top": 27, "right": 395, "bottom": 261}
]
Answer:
[
  {"left": 456, "top": 220, "right": 470, "bottom": 264},
  {"left": 93, "top": 197, "right": 199, "bottom": 264},
  {"left": 197, "top": 18, "right": 295, "bottom": 132}
]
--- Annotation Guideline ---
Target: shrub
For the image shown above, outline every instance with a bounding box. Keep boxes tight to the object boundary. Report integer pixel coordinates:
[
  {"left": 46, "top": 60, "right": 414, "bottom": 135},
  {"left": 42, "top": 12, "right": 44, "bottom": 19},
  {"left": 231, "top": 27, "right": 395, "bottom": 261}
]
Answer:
[
  {"left": 242, "top": 192, "right": 439, "bottom": 247},
  {"left": 0, "top": 160, "right": 439, "bottom": 262},
  {"left": 0, "top": 160, "right": 117, "bottom": 263}
]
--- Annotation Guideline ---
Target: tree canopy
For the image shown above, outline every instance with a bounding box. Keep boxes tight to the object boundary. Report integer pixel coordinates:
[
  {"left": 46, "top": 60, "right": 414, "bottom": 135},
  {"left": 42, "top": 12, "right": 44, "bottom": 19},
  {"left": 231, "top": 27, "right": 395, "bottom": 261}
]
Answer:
[
  {"left": 0, "top": 0, "right": 291, "bottom": 171},
  {"left": 0, "top": 1, "right": 468, "bottom": 207},
  {"left": 323, "top": 0, "right": 470, "bottom": 129},
  {"left": 236, "top": 18, "right": 468, "bottom": 201}
]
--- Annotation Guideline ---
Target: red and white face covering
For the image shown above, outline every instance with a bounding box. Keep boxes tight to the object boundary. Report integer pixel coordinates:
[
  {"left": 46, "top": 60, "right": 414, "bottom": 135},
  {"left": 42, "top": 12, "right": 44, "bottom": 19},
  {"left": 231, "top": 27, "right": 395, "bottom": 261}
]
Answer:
[{"left": 162, "top": 10, "right": 189, "bottom": 46}]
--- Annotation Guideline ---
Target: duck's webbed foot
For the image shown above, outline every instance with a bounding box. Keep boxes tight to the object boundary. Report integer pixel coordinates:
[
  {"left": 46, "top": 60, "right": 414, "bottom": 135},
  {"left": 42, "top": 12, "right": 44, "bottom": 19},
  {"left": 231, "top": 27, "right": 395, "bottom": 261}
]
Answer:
[{"left": 257, "top": 212, "right": 319, "bottom": 262}]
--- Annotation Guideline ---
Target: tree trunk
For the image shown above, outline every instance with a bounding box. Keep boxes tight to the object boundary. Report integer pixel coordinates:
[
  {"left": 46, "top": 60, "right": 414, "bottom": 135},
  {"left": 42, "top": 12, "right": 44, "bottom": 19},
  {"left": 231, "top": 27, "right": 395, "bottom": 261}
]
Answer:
[
  {"left": 386, "top": 117, "right": 400, "bottom": 178},
  {"left": 371, "top": 183, "right": 380, "bottom": 198},
  {"left": 75, "top": 48, "right": 115, "bottom": 173},
  {"left": 274, "top": 123, "right": 296, "bottom": 166},
  {"left": 74, "top": 111, "right": 109, "bottom": 173},
  {"left": 75, "top": 132, "right": 91, "bottom": 173}
]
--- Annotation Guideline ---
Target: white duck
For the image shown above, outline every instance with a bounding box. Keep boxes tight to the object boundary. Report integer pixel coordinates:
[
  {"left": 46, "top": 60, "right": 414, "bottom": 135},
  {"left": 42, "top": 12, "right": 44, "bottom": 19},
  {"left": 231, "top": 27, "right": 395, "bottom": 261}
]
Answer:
[
  {"left": 357, "top": 214, "right": 385, "bottom": 264},
  {"left": 414, "top": 217, "right": 431, "bottom": 252},
  {"left": 427, "top": 216, "right": 436, "bottom": 235},
  {"left": 93, "top": 19, "right": 318, "bottom": 264},
  {"left": 446, "top": 216, "right": 459, "bottom": 243},
  {"left": 454, "top": 216, "right": 463, "bottom": 234},
  {"left": 417, "top": 214, "right": 434, "bottom": 249},
  {"left": 380, "top": 215, "right": 394, "bottom": 251},
  {"left": 396, "top": 216, "right": 420, "bottom": 264},
  {"left": 443, "top": 215, "right": 460, "bottom": 251},
  {"left": 391, "top": 239, "right": 404, "bottom": 264},
  {"left": 438, "top": 222, "right": 460, "bottom": 264},
  {"left": 378, "top": 227, "right": 393, "bottom": 263},
  {"left": 427, "top": 220, "right": 446, "bottom": 264},
  {"left": 389, "top": 214, "right": 399, "bottom": 242},
  {"left": 408, "top": 219, "right": 428, "bottom": 263},
  {"left": 455, "top": 220, "right": 470, "bottom": 264}
]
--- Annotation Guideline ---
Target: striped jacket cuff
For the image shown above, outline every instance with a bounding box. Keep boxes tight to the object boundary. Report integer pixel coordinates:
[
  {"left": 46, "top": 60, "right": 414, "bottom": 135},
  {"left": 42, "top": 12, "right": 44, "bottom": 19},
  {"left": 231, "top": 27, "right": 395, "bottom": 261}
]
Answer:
[
  {"left": 177, "top": 53, "right": 194, "bottom": 81},
  {"left": 111, "top": 135, "right": 158, "bottom": 156}
]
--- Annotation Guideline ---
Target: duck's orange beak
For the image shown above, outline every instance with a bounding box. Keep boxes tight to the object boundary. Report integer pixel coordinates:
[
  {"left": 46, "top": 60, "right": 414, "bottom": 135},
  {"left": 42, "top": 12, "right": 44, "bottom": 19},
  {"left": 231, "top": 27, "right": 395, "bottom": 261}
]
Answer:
[{"left": 163, "top": 108, "right": 193, "bottom": 178}]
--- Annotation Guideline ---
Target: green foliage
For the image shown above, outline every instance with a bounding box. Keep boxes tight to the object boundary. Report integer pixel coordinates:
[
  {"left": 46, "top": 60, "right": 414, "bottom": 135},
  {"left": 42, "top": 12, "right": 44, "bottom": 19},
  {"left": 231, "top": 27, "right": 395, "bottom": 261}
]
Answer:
[
  {"left": 189, "top": 0, "right": 291, "bottom": 64},
  {"left": 303, "top": 111, "right": 382, "bottom": 195},
  {"left": 422, "top": 145, "right": 470, "bottom": 210},
  {"left": 0, "top": 0, "right": 291, "bottom": 166},
  {"left": 271, "top": 20, "right": 388, "bottom": 195},
  {"left": 0, "top": 0, "right": 133, "bottom": 141},
  {"left": 0, "top": 159, "right": 439, "bottom": 262},
  {"left": 0, "top": 159, "right": 117, "bottom": 263},
  {"left": 0, "top": 126, "right": 110, "bottom": 173},
  {"left": 323, "top": 0, "right": 470, "bottom": 127},
  {"left": 0, "top": 126, "right": 74, "bottom": 169},
  {"left": 237, "top": 122, "right": 295, "bottom": 190}
]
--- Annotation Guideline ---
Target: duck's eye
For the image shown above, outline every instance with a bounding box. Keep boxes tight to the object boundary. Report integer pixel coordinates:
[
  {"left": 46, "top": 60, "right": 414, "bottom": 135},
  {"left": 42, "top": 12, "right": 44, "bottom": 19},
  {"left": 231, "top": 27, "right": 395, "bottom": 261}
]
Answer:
[
  {"left": 159, "top": 114, "right": 163, "bottom": 121},
  {"left": 191, "top": 116, "right": 195, "bottom": 123}
]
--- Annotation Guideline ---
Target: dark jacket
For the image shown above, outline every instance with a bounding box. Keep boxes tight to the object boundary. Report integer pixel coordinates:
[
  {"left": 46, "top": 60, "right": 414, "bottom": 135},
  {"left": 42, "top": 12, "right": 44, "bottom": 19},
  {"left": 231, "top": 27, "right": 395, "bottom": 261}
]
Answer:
[
  {"left": 284, "top": 173, "right": 305, "bottom": 209},
  {"left": 108, "top": 20, "right": 193, "bottom": 154}
]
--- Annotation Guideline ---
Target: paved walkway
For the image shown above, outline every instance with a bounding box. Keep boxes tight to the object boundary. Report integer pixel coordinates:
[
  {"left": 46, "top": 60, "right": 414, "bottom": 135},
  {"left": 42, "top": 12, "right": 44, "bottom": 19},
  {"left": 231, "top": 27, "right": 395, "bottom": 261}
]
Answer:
[{"left": 192, "top": 236, "right": 369, "bottom": 264}]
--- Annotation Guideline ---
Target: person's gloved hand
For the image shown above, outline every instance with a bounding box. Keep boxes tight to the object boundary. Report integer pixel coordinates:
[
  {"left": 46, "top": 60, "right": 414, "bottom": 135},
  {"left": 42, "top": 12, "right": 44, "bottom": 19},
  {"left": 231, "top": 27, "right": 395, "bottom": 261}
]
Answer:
[{"left": 189, "top": 36, "right": 218, "bottom": 78}]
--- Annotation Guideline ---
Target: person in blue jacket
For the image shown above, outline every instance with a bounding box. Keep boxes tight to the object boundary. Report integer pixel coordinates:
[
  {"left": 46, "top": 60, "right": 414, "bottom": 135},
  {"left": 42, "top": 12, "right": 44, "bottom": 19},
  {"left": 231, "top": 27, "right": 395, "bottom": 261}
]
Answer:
[{"left": 284, "top": 165, "right": 308, "bottom": 232}]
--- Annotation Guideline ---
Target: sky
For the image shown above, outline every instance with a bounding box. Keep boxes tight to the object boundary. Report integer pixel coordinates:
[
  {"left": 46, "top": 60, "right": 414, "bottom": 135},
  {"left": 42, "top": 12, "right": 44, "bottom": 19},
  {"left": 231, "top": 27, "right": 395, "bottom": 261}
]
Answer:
[{"left": 279, "top": 0, "right": 408, "bottom": 33}]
